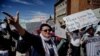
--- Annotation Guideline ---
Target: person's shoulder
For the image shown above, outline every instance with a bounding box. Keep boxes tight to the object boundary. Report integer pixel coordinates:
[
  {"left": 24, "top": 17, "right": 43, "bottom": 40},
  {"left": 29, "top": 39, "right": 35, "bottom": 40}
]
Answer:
[{"left": 93, "top": 35, "right": 100, "bottom": 38}]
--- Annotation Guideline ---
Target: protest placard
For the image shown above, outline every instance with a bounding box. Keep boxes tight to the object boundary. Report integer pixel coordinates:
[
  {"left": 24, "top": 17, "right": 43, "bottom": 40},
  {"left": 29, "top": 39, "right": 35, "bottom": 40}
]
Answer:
[
  {"left": 55, "top": 24, "right": 66, "bottom": 39},
  {"left": 63, "top": 9, "right": 99, "bottom": 32}
]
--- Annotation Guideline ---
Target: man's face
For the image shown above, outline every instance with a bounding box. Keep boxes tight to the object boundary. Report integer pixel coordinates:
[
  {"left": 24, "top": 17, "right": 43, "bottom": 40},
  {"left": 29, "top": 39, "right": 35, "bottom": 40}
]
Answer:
[
  {"left": 88, "top": 29, "right": 94, "bottom": 36},
  {"left": 41, "top": 26, "right": 52, "bottom": 38}
]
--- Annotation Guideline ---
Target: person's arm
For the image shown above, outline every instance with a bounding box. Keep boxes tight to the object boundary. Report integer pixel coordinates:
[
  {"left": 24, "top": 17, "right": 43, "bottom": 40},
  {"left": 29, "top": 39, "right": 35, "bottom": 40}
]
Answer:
[
  {"left": 2, "top": 11, "right": 44, "bottom": 45},
  {"left": 57, "top": 39, "right": 66, "bottom": 50},
  {"left": 80, "top": 34, "right": 87, "bottom": 45},
  {"left": 66, "top": 32, "right": 73, "bottom": 39}
]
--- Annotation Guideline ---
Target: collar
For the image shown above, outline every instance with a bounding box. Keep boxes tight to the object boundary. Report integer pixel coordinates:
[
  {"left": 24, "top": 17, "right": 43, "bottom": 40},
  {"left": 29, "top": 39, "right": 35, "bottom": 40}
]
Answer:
[{"left": 40, "top": 33, "right": 51, "bottom": 41}]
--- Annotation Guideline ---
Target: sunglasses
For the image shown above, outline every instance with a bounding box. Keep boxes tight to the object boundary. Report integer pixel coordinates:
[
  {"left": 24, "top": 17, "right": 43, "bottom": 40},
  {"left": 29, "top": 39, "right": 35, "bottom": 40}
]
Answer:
[{"left": 42, "top": 29, "right": 51, "bottom": 32}]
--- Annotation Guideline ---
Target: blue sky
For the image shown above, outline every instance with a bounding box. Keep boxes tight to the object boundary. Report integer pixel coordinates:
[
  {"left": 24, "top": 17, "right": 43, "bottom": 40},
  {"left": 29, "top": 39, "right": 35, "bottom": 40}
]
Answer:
[{"left": 0, "top": 0, "right": 55, "bottom": 20}]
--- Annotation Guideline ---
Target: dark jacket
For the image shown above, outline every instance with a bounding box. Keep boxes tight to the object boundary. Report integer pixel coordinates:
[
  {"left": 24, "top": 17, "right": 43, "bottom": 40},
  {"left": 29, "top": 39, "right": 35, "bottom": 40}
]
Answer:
[{"left": 21, "top": 31, "right": 45, "bottom": 56}]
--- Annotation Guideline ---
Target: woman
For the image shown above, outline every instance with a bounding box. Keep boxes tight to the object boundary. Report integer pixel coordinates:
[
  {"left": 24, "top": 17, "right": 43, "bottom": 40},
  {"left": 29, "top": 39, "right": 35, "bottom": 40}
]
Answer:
[{"left": 2, "top": 12, "right": 58, "bottom": 56}]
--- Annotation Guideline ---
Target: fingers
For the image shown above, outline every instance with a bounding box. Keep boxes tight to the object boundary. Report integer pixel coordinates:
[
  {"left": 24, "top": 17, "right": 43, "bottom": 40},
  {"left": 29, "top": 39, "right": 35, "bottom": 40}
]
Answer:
[
  {"left": 16, "top": 11, "right": 19, "bottom": 18},
  {"left": 16, "top": 11, "right": 19, "bottom": 21},
  {"left": 2, "top": 11, "right": 13, "bottom": 19}
]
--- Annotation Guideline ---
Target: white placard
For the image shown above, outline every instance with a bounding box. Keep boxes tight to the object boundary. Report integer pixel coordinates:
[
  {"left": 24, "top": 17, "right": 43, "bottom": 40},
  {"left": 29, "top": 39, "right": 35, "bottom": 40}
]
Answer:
[
  {"left": 63, "top": 9, "right": 99, "bottom": 32},
  {"left": 55, "top": 24, "right": 66, "bottom": 39}
]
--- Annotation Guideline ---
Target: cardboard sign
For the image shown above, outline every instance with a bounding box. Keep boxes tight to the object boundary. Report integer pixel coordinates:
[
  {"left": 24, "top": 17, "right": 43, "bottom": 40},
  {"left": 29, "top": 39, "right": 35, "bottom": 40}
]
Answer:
[
  {"left": 63, "top": 9, "right": 99, "bottom": 32},
  {"left": 55, "top": 24, "right": 66, "bottom": 39}
]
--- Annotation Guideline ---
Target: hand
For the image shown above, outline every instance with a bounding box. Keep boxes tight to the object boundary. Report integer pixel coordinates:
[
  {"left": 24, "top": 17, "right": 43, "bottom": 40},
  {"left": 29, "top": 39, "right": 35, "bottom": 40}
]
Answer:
[
  {"left": 2, "top": 11, "right": 19, "bottom": 26},
  {"left": 2, "top": 11, "right": 25, "bottom": 36}
]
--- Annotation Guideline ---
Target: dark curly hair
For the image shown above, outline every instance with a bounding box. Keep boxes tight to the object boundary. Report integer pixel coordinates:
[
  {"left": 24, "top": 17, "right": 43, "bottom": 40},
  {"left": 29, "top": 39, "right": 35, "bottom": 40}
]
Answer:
[{"left": 39, "top": 23, "right": 52, "bottom": 31}]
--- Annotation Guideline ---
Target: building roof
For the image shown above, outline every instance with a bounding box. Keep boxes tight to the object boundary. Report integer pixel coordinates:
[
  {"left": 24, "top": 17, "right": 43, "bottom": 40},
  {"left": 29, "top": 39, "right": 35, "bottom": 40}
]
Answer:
[{"left": 54, "top": 0, "right": 64, "bottom": 6}]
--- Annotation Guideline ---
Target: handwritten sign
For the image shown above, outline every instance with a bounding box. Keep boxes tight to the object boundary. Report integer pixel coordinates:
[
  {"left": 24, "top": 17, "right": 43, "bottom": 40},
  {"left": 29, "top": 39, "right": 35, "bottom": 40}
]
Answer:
[
  {"left": 63, "top": 9, "right": 99, "bottom": 32},
  {"left": 55, "top": 24, "right": 66, "bottom": 39}
]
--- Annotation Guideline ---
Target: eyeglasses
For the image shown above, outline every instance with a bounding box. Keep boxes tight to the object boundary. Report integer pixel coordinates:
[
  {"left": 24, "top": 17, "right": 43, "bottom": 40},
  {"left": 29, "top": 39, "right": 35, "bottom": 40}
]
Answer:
[{"left": 42, "top": 29, "right": 51, "bottom": 32}]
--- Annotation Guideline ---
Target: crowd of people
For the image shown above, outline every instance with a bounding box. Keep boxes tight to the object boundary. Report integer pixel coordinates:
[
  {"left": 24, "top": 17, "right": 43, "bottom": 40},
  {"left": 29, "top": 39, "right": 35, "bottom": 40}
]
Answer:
[{"left": 0, "top": 11, "right": 100, "bottom": 56}]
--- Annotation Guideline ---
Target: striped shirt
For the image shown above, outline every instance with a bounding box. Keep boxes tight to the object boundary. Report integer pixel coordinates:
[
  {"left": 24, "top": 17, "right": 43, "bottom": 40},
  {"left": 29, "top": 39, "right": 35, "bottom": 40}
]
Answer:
[{"left": 85, "top": 36, "right": 100, "bottom": 56}]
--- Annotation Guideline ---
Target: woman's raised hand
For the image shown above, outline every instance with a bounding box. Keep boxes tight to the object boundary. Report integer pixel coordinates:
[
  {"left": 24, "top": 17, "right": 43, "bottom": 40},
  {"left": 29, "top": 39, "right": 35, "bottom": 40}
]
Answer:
[
  {"left": 2, "top": 11, "right": 19, "bottom": 26},
  {"left": 2, "top": 11, "right": 25, "bottom": 35}
]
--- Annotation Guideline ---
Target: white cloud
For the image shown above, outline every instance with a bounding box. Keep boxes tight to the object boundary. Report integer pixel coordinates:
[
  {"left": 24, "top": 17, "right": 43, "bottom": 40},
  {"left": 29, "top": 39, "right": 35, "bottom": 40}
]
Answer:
[
  {"left": 20, "top": 11, "right": 50, "bottom": 22},
  {"left": 35, "top": 0, "right": 45, "bottom": 5},
  {"left": 19, "top": 11, "right": 54, "bottom": 23},
  {"left": 11, "top": 0, "right": 45, "bottom": 6},
  {"left": 1, "top": 4, "right": 6, "bottom": 7},
  {"left": 1, "top": 4, "right": 12, "bottom": 8},
  {"left": 12, "top": 0, "right": 32, "bottom": 5},
  {"left": 31, "top": 11, "right": 50, "bottom": 19},
  {"left": 19, "top": 17, "right": 41, "bottom": 22},
  {"left": 8, "top": 6, "right": 12, "bottom": 8}
]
